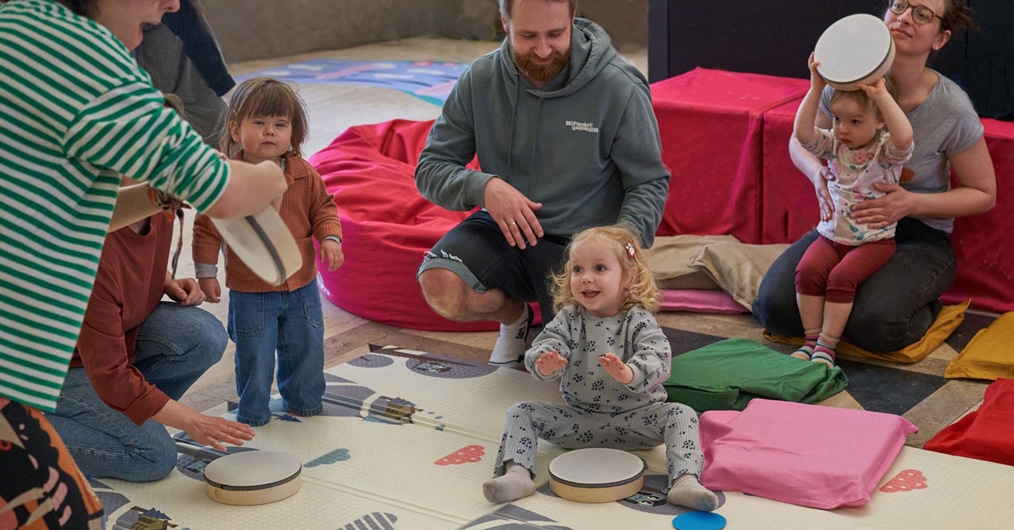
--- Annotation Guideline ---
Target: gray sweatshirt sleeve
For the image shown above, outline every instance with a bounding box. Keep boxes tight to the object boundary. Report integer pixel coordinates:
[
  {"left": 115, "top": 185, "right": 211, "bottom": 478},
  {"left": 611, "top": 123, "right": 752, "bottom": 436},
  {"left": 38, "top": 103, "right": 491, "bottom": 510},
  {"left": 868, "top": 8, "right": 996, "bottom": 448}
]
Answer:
[
  {"left": 624, "top": 310, "right": 671, "bottom": 392},
  {"left": 612, "top": 87, "right": 670, "bottom": 248},
  {"left": 524, "top": 309, "right": 573, "bottom": 381},
  {"left": 415, "top": 70, "right": 497, "bottom": 211}
]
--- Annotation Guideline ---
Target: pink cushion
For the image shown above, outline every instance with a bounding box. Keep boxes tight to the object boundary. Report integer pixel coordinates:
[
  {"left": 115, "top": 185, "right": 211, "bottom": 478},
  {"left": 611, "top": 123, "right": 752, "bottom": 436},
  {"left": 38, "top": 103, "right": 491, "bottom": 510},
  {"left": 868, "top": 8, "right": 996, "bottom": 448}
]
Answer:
[
  {"left": 659, "top": 289, "right": 747, "bottom": 314},
  {"left": 700, "top": 399, "right": 917, "bottom": 509},
  {"left": 310, "top": 119, "right": 498, "bottom": 331}
]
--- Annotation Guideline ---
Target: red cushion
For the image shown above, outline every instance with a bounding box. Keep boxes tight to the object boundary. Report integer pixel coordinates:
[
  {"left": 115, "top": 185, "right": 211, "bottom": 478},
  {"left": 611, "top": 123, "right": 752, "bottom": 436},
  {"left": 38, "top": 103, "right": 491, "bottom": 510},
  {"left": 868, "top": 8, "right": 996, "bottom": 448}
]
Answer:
[
  {"left": 651, "top": 68, "right": 808, "bottom": 243},
  {"left": 923, "top": 378, "right": 1014, "bottom": 466},
  {"left": 310, "top": 119, "right": 497, "bottom": 331},
  {"left": 943, "top": 118, "right": 1014, "bottom": 313}
]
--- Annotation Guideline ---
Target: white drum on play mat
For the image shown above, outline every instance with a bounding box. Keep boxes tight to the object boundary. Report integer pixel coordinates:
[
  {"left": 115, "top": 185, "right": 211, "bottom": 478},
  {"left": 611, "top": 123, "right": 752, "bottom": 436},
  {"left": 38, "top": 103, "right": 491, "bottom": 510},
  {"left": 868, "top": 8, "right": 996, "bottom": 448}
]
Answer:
[
  {"left": 548, "top": 448, "right": 647, "bottom": 503},
  {"left": 211, "top": 206, "right": 302, "bottom": 286},
  {"left": 203, "top": 451, "right": 302, "bottom": 505},
  {"left": 814, "top": 13, "right": 895, "bottom": 91}
]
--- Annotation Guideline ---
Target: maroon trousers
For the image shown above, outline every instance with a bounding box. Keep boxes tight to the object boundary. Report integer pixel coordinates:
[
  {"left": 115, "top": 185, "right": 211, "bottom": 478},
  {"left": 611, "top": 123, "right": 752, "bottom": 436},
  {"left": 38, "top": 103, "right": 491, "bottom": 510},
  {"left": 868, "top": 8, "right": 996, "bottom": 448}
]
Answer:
[{"left": 795, "top": 236, "right": 897, "bottom": 304}]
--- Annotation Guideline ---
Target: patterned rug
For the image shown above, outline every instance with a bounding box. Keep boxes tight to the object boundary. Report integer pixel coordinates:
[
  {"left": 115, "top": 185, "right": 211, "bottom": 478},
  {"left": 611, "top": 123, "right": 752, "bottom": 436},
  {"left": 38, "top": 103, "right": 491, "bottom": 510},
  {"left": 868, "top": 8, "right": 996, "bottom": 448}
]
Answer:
[
  {"left": 236, "top": 59, "right": 468, "bottom": 105},
  {"left": 88, "top": 337, "right": 1009, "bottom": 530}
]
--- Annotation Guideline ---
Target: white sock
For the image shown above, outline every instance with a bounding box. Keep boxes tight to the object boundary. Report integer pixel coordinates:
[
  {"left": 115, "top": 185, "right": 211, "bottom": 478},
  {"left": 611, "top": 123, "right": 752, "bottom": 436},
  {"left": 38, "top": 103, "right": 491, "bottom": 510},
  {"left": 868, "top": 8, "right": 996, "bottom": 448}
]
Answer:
[
  {"left": 667, "top": 474, "right": 719, "bottom": 511},
  {"left": 483, "top": 463, "right": 535, "bottom": 503},
  {"left": 489, "top": 305, "right": 530, "bottom": 364}
]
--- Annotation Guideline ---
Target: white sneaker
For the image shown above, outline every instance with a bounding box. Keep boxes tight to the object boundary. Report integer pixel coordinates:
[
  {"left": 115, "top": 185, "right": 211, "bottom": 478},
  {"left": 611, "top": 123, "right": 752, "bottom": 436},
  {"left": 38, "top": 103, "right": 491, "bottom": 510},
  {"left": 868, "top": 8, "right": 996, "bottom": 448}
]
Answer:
[{"left": 488, "top": 304, "right": 532, "bottom": 367}]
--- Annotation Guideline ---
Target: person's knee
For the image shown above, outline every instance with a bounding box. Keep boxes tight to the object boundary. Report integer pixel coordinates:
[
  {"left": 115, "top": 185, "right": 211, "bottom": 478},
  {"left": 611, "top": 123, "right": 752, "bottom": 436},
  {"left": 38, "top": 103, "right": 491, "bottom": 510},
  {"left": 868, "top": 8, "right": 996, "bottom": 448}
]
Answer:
[
  {"left": 190, "top": 309, "right": 229, "bottom": 366},
  {"left": 419, "top": 268, "right": 470, "bottom": 319},
  {"left": 825, "top": 273, "right": 858, "bottom": 304},
  {"left": 845, "top": 307, "right": 921, "bottom": 353},
  {"left": 128, "top": 431, "right": 179, "bottom": 482}
]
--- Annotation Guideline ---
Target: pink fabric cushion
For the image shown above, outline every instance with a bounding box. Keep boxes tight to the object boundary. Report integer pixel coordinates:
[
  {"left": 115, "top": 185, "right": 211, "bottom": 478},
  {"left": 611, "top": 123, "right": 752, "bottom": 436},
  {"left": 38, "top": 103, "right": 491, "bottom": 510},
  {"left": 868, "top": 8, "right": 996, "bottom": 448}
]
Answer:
[
  {"left": 700, "top": 399, "right": 918, "bottom": 509},
  {"left": 659, "top": 289, "right": 747, "bottom": 314},
  {"left": 310, "top": 119, "right": 500, "bottom": 331}
]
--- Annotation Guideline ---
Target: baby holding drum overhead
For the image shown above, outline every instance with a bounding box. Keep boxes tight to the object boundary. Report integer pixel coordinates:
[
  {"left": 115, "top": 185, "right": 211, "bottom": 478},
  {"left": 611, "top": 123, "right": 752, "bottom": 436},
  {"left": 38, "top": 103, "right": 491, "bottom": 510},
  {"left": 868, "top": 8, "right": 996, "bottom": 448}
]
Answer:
[
  {"left": 753, "top": 0, "right": 995, "bottom": 355},
  {"left": 483, "top": 226, "right": 718, "bottom": 511},
  {"left": 790, "top": 16, "right": 914, "bottom": 369}
]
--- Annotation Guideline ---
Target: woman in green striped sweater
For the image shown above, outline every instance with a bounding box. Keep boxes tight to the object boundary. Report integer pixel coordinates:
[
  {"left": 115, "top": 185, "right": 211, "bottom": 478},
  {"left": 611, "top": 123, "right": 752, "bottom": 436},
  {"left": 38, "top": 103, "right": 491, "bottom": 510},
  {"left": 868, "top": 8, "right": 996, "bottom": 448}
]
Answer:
[{"left": 0, "top": 1, "right": 287, "bottom": 527}]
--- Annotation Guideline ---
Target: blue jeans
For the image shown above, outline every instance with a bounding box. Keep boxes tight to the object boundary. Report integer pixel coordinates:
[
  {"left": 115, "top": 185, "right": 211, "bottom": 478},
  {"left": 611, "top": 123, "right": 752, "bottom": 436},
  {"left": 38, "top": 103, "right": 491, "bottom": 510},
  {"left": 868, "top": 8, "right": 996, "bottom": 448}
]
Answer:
[
  {"left": 46, "top": 303, "right": 228, "bottom": 482},
  {"left": 752, "top": 218, "right": 955, "bottom": 353},
  {"left": 228, "top": 281, "right": 325, "bottom": 426}
]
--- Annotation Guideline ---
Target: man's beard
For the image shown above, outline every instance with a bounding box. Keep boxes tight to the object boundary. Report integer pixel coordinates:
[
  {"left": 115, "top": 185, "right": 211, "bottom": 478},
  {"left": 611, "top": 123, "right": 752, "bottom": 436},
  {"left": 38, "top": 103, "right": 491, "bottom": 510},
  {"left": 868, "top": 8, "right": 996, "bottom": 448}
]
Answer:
[{"left": 511, "top": 40, "right": 571, "bottom": 85}]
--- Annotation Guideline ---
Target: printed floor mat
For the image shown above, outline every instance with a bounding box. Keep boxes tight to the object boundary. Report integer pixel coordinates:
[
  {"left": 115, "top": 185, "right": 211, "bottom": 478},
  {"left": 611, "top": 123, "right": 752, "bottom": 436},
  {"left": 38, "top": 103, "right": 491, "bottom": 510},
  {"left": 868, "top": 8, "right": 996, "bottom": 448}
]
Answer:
[{"left": 97, "top": 342, "right": 1011, "bottom": 529}]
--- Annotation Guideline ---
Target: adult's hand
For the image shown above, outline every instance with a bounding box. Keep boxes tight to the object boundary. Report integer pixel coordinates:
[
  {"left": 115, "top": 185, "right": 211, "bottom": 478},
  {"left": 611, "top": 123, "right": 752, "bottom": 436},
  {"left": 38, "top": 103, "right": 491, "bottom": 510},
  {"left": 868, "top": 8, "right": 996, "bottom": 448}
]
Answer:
[
  {"left": 153, "top": 400, "right": 255, "bottom": 453},
  {"left": 483, "top": 177, "right": 543, "bottom": 249},
  {"left": 165, "top": 275, "right": 205, "bottom": 306},
  {"left": 850, "top": 182, "right": 914, "bottom": 229},
  {"left": 185, "top": 413, "right": 256, "bottom": 453},
  {"left": 815, "top": 168, "right": 834, "bottom": 221}
]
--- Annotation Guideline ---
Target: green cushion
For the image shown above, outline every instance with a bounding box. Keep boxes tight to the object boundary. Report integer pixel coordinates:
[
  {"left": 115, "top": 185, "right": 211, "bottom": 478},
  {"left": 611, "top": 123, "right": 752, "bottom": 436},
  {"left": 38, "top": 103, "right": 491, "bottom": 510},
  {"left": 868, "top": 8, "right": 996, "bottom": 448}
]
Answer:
[{"left": 665, "top": 338, "right": 848, "bottom": 412}]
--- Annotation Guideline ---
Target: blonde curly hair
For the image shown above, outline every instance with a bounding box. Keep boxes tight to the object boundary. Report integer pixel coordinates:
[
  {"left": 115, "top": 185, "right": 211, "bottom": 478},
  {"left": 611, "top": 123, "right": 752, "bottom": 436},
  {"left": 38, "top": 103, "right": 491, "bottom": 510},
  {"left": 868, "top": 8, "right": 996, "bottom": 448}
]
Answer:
[{"left": 550, "top": 225, "right": 660, "bottom": 314}]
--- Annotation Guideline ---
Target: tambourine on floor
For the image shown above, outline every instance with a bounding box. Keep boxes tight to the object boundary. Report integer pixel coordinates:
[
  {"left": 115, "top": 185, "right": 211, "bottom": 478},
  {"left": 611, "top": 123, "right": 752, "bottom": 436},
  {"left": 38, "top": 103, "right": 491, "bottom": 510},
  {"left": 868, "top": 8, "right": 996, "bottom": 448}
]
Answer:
[
  {"left": 814, "top": 13, "right": 895, "bottom": 91},
  {"left": 210, "top": 206, "right": 302, "bottom": 286},
  {"left": 548, "top": 448, "right": 648, "bottom": 503},
  {"left": 203, "top": 451, "right": 303, "bottom": 506}
]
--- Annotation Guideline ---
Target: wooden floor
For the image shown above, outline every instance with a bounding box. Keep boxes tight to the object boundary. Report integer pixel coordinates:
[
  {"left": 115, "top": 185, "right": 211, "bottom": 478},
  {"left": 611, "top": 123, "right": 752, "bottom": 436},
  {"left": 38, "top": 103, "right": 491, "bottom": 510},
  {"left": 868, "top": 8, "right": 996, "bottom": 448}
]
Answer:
[{"left": 177, "top": 38, "right": 651, "bottom": 413}]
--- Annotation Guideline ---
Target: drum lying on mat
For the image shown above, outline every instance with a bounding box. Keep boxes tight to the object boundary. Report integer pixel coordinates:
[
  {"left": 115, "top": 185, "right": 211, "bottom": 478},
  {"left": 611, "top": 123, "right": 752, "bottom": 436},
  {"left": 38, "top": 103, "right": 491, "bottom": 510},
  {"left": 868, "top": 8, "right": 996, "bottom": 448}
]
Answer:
[
  {"left": 211, "top": 206, "right": 302, "bottom": 286},
  {"left": 814, "top": 13, "right": 895, "bottom": 91},
  {"left": 548, "top": 448, "right": 647, "bottom": 503},
  {"left": 203, "top": 451, "right": 302, "bottom": 505}
]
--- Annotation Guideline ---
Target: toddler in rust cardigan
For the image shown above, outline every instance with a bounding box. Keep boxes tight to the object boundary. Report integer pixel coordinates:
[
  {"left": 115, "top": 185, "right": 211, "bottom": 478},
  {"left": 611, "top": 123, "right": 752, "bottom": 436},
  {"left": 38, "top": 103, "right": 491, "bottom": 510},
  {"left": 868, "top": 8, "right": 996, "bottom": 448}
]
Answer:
[{"left": 194, "top": 77, "right": 343, "bottom": 426}]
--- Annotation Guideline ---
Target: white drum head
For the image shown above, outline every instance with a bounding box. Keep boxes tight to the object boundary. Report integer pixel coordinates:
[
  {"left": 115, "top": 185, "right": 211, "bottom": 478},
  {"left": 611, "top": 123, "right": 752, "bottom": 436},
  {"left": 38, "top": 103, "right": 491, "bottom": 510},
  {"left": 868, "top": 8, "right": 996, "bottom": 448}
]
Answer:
[
  {"left": 203, "top": 451, "right": 302, "bottom": 506},
  {"left": 548, "top": 448, "right": 647, "bottom": 503},
  {"left": 814, "top": 13, "right": 895, "bottom": 91},
  {"left": 211, "top": 206, "right": 302, "bottom": 286}
]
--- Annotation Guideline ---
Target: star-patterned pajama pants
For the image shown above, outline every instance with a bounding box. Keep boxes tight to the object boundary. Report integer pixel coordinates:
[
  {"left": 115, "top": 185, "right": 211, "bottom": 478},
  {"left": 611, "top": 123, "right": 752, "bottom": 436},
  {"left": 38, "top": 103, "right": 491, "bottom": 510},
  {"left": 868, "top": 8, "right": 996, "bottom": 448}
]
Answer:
[{"left": 493, "top": 400, "right": 705, "bottom": 490}]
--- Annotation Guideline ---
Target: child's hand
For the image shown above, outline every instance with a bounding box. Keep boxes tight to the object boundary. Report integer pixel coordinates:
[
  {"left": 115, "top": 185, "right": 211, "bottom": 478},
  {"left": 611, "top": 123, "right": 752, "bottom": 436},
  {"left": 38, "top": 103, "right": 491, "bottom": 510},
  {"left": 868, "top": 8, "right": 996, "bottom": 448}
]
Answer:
[
  {"left": 807, "top": 53, "right": 826, "bottom": 91},
  {"left": 857, "top": 77, "right": 888, "bottom": 101},
  {"left": 198, "top": 277, "right": 222, "bottom": 303},
  {"left": 600, "top": 353, "right": 634, "bottom": 384},
  {"left": 319, "top": 239, "right": 344, "bottom": 271},
  {"left": 535, "top": 349, "right": 568, "bottom": 377}
]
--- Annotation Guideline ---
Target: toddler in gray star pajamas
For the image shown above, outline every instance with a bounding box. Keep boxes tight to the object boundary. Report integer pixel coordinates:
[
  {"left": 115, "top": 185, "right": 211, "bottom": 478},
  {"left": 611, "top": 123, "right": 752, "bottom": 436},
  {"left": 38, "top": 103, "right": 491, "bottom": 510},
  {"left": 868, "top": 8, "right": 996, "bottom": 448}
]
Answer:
[{"left": 483, "top": 226, "right": 718, "bottom": 511}]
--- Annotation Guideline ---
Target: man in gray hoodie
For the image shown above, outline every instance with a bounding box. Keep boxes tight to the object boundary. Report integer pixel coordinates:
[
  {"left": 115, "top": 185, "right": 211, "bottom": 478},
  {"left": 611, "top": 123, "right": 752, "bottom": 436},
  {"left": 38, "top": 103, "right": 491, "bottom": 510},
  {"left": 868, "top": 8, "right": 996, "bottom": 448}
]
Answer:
[{"left": 416, "top": 0, "right": 670, "bottom": 366}]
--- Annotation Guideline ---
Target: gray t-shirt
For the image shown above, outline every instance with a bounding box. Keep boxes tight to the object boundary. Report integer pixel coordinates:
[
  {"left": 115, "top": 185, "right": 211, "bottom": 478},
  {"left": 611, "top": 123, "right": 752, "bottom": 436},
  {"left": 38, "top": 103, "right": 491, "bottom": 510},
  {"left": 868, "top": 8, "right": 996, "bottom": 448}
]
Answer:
[
  {"left": 821, "top": 73, "right": 983, "bottom": 233},
  {"left": 524, "top": 305, "right": 670, "bottom": 414}
]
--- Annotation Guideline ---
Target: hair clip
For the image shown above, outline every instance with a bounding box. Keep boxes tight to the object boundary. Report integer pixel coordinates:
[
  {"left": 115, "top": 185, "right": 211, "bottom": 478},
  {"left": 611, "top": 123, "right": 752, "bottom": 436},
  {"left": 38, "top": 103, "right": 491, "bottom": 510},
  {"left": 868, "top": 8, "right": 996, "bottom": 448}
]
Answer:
[{"left": 625, "top": 243, "right": 636, "bottom": 259}]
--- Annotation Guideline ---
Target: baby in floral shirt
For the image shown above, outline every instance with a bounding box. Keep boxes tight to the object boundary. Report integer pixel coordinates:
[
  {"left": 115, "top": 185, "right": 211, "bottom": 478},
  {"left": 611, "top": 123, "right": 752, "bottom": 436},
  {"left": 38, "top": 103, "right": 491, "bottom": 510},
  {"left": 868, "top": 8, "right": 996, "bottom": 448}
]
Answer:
[{"left": 789, "top": 53, "right": 914, "bottom": 368}]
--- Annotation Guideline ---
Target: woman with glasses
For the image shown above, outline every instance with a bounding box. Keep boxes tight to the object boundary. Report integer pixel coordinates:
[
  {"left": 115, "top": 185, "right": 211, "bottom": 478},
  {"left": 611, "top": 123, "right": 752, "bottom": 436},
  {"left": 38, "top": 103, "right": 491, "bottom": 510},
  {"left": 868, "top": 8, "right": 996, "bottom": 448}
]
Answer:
[{"left": 753, "top": 0, "right": 996, "bottom": 353}]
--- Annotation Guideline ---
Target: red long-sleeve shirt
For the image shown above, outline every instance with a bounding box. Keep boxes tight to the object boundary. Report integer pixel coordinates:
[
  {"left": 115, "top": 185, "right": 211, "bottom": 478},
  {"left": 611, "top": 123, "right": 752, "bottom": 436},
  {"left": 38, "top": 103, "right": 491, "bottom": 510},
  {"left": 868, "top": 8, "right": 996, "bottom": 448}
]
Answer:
[{"left": 70, "top": 215, "right": 173, "bottom": 425}]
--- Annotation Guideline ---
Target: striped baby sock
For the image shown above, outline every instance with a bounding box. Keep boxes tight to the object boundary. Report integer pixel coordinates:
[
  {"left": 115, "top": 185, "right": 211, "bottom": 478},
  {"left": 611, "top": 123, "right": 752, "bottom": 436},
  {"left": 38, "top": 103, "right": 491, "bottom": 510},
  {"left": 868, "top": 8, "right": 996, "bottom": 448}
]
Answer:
[
  {"left": 811, "top": 333, "right": 840, "bottom": 367},
  {"left": 791, "top": 329, "right": 821, "bottom": 361}
]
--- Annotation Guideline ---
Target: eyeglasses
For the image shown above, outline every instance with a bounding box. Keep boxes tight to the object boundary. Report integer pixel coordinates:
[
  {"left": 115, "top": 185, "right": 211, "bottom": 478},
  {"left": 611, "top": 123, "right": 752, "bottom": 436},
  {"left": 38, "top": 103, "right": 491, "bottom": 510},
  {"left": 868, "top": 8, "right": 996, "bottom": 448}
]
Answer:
[{"left": 889, "top": 1, "right": 944, "bottom": 25}]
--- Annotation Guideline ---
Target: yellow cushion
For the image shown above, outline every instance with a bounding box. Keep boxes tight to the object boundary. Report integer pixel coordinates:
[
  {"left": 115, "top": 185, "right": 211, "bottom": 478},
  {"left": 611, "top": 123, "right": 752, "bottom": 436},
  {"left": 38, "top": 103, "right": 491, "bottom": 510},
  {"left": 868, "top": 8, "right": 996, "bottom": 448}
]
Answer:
[
  {"left": 945, "top": 311, "right": 1014, "bottom": 380},
  {"left": 763, "top": 301, "right": 969, "bottom": 364}
]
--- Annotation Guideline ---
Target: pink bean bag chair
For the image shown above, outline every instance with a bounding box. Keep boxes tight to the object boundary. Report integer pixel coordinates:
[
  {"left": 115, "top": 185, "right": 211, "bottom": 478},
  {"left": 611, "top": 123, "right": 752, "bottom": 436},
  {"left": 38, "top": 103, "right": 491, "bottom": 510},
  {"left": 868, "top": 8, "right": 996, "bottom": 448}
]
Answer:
[{"left": 310, "top": 119, "right": 498, "bottom": 331}]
